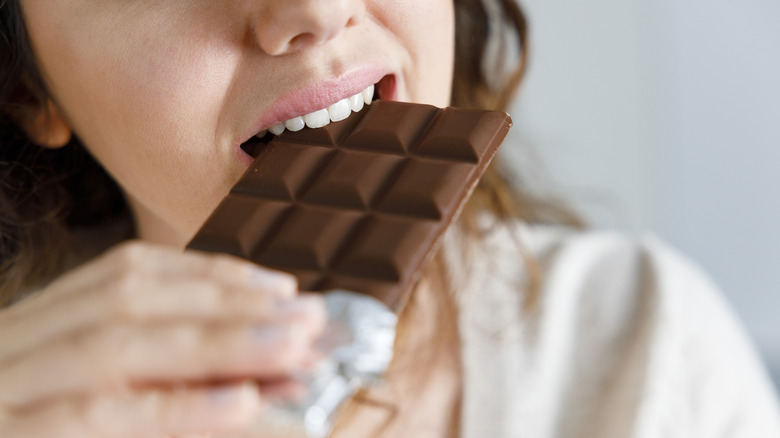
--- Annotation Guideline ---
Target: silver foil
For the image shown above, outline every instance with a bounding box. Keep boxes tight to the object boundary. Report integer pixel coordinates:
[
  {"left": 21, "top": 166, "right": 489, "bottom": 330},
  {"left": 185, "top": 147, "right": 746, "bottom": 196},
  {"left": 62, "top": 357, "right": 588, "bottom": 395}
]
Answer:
[{"left": 237, "top": 290, "right": 397, "bottom": 438}]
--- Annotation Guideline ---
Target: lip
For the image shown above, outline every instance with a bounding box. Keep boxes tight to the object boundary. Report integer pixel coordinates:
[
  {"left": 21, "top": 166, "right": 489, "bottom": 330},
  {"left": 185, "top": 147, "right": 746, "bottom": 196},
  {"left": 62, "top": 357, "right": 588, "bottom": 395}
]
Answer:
[{"left": 236, "top": 65, "right": 396, "bottom": 146}]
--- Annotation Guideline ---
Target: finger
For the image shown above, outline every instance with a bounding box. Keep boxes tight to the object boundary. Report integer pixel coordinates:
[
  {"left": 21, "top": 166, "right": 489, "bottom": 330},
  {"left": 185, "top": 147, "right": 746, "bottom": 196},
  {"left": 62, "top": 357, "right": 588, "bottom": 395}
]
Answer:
[
  {"left": 0, "top": 381, "right": 262, "bottom": 438},
  {"left": 0, "top": 316, "right": 324, "bottom": 408},
  {"left": 11, "top": 241, "right": 295, "bottom": 310},
  {"left": 258, "top": 380, "right": 310, "bottom": 405},
  {"left": 0, "top": 247, "right": 299, "bottom": 364}
]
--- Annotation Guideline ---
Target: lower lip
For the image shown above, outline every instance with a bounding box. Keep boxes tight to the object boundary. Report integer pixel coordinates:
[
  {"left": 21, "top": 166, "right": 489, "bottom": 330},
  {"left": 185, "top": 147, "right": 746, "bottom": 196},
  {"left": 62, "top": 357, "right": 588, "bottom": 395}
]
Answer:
[{"left": 234, "top": 74, "right": 398, "bottom": 166}]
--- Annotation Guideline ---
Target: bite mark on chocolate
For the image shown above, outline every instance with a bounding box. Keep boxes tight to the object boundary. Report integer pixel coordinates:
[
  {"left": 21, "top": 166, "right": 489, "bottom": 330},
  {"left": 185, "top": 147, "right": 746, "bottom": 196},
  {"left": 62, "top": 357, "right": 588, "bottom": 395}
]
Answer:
[{"left": 191, "top": 101, "right": 512, "bottom": 310}]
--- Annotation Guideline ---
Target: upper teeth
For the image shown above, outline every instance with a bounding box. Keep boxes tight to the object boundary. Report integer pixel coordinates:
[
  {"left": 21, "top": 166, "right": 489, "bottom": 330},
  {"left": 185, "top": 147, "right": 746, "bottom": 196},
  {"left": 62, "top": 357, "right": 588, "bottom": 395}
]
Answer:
[{"left": 262, "top": 84, "right": 374, "bottom": 137}]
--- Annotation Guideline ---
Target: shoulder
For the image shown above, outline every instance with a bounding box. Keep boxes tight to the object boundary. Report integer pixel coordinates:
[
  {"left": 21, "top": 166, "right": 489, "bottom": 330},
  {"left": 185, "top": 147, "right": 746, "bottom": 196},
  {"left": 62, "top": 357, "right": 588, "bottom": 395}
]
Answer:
[
  {"left": 451, "top": 220, "right": 703, "bottom": 340},
  {"left": 463, "top": 219, "right": 749, "bottom": 328},
  {"left": 451, "top": 220, "right": 780, "bottom": 438}
]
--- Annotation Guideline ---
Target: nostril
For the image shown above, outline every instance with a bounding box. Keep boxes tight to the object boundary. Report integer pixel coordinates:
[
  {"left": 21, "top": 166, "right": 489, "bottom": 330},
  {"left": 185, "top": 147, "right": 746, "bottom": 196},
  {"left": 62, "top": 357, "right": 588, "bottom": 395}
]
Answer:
[
  {"left": 289, "top": 32, "right": 319, "bottom": 50},
  {"left": 252, "top": 0, "right": 365, "bottom": 56}
]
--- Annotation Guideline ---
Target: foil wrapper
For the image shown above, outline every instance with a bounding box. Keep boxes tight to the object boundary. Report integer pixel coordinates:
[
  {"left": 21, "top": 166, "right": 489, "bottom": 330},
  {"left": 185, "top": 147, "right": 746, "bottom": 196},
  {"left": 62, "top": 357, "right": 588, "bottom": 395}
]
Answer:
[{"left": 237, "top": 290, "right": 397, "bottom": 438}]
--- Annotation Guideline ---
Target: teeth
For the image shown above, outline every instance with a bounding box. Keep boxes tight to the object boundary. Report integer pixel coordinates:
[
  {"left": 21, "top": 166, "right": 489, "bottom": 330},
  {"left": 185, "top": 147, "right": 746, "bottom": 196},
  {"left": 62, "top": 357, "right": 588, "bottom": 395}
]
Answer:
[
  {"left": 328, "top": 99, "right": 351, "bottom": 122},
  {"left": 348, "top": 93, "right": 364, "bottom": 112},
  {"left": 304, "top": 109, "right": 329, "bottom": 129},
  {"left": 262, "top": 84, "right": 376, "bottom": 136},
  {"left": 284, "top": 116, "right": 305, "bottom": 132},
  {"left": 362, "top": 84, "right": 374, "bottom": 106},
  {"left": 269, "top": 123, "right": 285, "bottom": 135}
]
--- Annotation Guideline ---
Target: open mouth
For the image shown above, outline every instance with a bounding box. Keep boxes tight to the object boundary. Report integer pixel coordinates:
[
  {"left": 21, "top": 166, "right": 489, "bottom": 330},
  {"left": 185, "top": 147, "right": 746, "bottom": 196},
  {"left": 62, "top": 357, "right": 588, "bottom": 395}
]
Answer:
[{"left": 240, "top": 74, "right": 394, "bottom": 158}]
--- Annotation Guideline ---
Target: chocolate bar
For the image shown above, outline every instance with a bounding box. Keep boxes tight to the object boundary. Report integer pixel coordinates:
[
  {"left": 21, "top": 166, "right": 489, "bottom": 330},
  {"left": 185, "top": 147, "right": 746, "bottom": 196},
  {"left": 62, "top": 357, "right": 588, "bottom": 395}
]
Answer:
[{"left": 188, "top": 101, "right": 511, "bottom": 309}]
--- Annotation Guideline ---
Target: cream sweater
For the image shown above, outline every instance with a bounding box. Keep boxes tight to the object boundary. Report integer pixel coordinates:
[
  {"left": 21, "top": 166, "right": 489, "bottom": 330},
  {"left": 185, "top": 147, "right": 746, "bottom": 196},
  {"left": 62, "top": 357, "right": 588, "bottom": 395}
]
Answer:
[{"left": 448, "top": 222, "right": 780, "bottom": 438}]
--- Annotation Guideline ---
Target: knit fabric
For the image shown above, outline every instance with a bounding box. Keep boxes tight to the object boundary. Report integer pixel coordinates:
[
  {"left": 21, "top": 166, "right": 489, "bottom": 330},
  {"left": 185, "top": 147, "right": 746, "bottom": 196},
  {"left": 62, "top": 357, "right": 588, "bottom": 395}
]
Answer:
[{"left": 448, "top": 222, "right": 780, "bottom": 438}]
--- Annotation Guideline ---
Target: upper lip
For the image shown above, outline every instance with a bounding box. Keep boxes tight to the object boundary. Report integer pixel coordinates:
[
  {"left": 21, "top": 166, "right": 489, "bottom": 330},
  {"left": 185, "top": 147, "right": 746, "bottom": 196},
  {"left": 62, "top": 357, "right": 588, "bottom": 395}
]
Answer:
[{"left": 238, "top": 65, "right": 392, "bottom": 144}]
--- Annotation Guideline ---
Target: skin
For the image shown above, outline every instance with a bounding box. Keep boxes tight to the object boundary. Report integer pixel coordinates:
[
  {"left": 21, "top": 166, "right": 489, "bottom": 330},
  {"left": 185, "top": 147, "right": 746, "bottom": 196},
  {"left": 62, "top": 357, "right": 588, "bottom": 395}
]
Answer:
[
  {"left": 0, "top": 1, "right": 458, "bottom": 437},
  {"left": 21, "top": 0, "right": 455, "bottom": 246}
]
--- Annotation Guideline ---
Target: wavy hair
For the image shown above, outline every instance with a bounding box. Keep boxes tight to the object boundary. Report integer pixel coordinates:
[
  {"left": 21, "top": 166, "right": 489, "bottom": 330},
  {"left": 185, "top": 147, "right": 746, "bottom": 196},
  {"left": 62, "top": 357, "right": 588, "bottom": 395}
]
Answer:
[
  {"left": 0, "top": 0, "right": 579, "bottom": 306},
  {"left": 1, "top": 0, "right": 584, "bottom": 435}
]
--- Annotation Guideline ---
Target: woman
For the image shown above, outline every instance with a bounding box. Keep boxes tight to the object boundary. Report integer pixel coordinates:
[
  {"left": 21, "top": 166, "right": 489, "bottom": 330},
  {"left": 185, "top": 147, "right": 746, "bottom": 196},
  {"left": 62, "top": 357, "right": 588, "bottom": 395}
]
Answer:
[{"left": 1, "top": 0, "right": 778, "bottom": 436}]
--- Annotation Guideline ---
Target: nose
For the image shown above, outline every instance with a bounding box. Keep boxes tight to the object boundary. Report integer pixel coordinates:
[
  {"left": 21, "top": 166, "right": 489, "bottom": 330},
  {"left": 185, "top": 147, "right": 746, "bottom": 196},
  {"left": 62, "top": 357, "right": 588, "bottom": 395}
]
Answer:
[{"left": 252, "top": 0, "right": 366, "bottom": 56}]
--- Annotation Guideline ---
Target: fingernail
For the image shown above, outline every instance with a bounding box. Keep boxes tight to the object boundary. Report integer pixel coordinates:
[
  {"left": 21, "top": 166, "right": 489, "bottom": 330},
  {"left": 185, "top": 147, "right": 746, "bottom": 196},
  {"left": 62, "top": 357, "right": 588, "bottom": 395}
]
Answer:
[
  {"left": 275, "top": 294, "right": 324, "bottom": 315},
  {"left": 208, "top": 384, "right": 241, "bottom": 405},
  {"left": 208, "top": 383, "right": 261, "bottom": 416},
  {"left": 250, "top": 268, "right": 296, "bottom": 297},
  {"left": 252, "top": 325, "right": 291, "bottom": 345}
]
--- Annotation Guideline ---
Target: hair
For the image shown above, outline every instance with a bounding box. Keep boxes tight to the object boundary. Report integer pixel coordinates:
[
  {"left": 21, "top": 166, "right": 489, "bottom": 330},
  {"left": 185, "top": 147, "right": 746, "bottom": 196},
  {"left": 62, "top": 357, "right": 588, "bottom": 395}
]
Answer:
[
  {"left": 336, "top": 0, "right": 583, "bottom": 434},
  {"left": 0, "top": 0, "right": 578, "bottom": 308},
  {"left": 0, "top": 0, "right": 131, "bottom": 306},
  {"left": 1, "top": 0, "right": 580, "bottom": 434}
]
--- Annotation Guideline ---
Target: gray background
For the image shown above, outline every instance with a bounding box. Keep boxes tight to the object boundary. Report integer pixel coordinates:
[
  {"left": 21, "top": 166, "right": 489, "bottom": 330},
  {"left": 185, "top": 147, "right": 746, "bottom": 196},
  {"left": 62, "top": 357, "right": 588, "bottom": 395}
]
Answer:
[{"left": 507, "top": 0, "right": 779, "bottom": 388}]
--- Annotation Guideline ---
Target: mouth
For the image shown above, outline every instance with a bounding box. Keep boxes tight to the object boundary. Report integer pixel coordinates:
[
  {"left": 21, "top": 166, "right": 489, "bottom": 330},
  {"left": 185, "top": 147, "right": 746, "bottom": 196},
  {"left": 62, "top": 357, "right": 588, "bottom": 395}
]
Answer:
[{"left": 240, "top": 74, "right": 395, "bottom": 158}]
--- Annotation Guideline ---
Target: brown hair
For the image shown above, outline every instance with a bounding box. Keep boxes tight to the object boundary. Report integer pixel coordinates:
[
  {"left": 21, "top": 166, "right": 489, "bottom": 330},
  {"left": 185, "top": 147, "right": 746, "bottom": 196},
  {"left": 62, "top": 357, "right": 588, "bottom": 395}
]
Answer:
[
  {"left": 0, "top": 0, "right": 578, "bottom": 308},
  {"left": 1, "top": 0, "right": 581, "bottom": 434},
  {"left": 332, "top": 0, "right": 581, "bottom": 435},
  {"left": 0, "top": 0, "right": 131, "bottom": 306}
]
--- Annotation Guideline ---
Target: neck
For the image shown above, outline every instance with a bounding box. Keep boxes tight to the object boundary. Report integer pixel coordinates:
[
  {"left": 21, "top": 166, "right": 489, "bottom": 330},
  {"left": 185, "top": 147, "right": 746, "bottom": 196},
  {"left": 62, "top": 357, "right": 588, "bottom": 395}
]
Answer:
[{"left": 126, "top": 194, "right": 189, "bottom": 247}]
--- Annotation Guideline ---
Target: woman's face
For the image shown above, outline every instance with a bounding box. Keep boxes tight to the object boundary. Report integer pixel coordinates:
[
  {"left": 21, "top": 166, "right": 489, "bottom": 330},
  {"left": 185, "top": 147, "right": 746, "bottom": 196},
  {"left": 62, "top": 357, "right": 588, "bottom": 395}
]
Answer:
[{"left": 20, "top": 0, "right": 455, "bottom": 246}]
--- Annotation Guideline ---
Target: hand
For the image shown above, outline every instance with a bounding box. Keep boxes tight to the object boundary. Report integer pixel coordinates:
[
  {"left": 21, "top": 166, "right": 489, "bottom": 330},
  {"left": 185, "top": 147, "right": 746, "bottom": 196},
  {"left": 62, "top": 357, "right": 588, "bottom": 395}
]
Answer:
[{"left": 0, "top": 241, "right": 326, "bottom": 438}]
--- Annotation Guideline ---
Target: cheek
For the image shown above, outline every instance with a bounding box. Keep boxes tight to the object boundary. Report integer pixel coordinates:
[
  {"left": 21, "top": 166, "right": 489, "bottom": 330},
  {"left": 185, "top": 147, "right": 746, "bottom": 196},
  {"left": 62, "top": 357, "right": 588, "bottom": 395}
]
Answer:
[
  {"left": 46, "top": 14, "right": 235, "bottom": 163},
  {"left": 25, "top": 4, "right": 245, "bottom": 237},
  {"left": 374, "top": 0, "right": 455, "bottom": 106}
]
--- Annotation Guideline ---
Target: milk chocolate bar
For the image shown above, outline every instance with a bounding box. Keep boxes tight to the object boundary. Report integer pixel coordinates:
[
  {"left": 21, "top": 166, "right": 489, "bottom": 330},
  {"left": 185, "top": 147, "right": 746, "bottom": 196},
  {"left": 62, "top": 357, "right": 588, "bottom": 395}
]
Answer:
[{"left": 188, "top": 101, "right": 511, "bottom": 309}]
